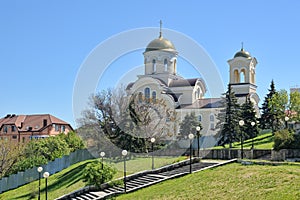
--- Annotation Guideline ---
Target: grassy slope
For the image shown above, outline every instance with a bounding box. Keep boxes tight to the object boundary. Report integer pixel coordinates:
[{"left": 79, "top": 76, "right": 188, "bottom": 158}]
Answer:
[
  {"left": 213, "top": 131, "right": 274, "bottom": 149},
  {"left": 117, "top": 163, "right": 300, "bottom": 200},
  {"left": 0, "top": 156, "right": 183, "bottom": 200}
]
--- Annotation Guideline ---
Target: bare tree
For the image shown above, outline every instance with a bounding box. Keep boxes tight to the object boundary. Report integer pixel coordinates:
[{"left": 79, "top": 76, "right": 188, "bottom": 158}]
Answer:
[{"left": 77, "top": 86, "right": 178, "bottom": 155}]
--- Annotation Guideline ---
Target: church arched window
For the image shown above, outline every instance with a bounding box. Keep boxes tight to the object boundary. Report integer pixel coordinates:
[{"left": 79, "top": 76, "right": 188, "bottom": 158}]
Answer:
[
  {"left": 164, "top": 59, "right": 168, "bottom": 72},
  {"left": 145, "top": 87, "right": 150, "bottom": 103},
  {"left": 198, "top": 115, "right": 202, "bottom": 122},
  {"left": 240, "top": 69, "right": 246, "bottom": 83},
  {"left": 210, "top": 114, "right": 215, "bottom": 122},
  {"left": 152, "top": 59, "right": 156, "bottom": 73},
  {"left": 152, "top": 91, "right": 156, "bottom": 103},
  {"left": 234, "top": 69, "right": 239, "bottom": 83}
]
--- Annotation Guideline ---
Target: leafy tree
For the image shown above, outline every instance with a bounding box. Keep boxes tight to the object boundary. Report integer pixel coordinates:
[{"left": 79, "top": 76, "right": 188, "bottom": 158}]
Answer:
[
  {"left": 289, "top": 91, "right": 300, "bottom": 121},
  {"left": 269, "top": 89, "right": 289, "bottom": 131},
  {"left": 59, "top": 131, "right": 85, "bottom": 152},
  {"left": 217, "top": 84, "right": 240, "bottom": 148},
  {"left": 82, "top": 160, "right": 117, "bottom": 188},
  {"left": 273, "top": 129, "right": 295, "bottom": 151},
  {"left": 260, "top": 80, "right": 276, "bottom": 130},
  {"left": 11, "top": 136, "right": 70, "bottom": 173},
  {"left": 179, "top": 112, "right": 202, "bottom": 139}
]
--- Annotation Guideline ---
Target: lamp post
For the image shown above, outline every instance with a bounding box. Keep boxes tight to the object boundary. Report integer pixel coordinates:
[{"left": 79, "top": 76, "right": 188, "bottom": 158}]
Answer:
[
  {"left": 43, "top": 172, "right": 50, "bottom": 200},
  {"left": 239, "top": 120, "right": 245, "bottom": 159},
  {"left": 285, "top": 116, "right": 289, "bottom": 129},
  {"left": 188, "top": 133, "right": 194, "bottom": 173},
  {"left": 150, "top": 137, "right": 156, "bottom": 170},
  {"left": 196, "top": 126, "right": 201, "bottom": 158},
  {"left": 37, "top": 167, "right": 43, "bottom": 200},
  {"left": 251, "top": 121, "right": 255, "bottom": 149},
  {"left": 122, "top": 150, "right": 128, "bottom": 193},
  {"left": 100, "top": 151, "right": 105, "bottom": 184}
]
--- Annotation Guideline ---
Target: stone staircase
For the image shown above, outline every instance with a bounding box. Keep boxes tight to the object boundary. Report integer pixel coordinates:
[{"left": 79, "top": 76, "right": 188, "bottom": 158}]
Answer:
[{"left": 57, "top": 159, "right": 236, "bottom": 200}]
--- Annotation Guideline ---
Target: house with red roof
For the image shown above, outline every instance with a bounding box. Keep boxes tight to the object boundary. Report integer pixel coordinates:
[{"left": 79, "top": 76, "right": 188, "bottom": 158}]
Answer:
[{"left": 0, "top": 114, "right": 73, "bottom": 143}]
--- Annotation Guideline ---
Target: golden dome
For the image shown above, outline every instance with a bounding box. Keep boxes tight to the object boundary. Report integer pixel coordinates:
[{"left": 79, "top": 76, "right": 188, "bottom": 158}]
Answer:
[
  {"left": 145, "top": 37, "right": 176, "bottom": 52},
  {"left": 234, "top": 48, "right": 251, "bottom": 59}
]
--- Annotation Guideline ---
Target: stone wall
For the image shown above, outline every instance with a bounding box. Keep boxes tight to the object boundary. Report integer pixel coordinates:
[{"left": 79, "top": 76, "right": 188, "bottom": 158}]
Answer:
[
  {"left": 271, "top": 149, "right": 300, "bottom": 161},
  {"left": 199, "top": 149, "right": 271, "bottom": 160}
]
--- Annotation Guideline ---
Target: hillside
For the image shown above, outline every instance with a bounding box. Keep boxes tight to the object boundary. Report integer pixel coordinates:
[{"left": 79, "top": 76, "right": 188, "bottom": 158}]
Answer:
[{"left": 117, "top": 162, "right": 300, "bottom": 200}]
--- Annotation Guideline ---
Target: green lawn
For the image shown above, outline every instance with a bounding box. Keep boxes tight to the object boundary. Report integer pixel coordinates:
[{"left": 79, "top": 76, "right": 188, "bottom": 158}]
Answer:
[
  {"left": 0, "top": 156, "right": 184, "bottom": 200},
  {"left": 213, "top": 131, "right": 274, "bottom": 149},
  {"left": 117, "top": 163, "right": 300, "bottom": 200}
]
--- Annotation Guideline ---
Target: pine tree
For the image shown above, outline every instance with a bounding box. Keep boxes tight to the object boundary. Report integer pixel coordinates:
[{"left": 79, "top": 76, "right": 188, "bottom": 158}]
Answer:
[
  {"left": 260, "top": 80, "right": 276, "bottom": 131},
  {"left": 240, "top": 97, "right": 259, "bottom": 144},
  {"left": 217, "top": 84, "right": 241, "bottom": 148}
]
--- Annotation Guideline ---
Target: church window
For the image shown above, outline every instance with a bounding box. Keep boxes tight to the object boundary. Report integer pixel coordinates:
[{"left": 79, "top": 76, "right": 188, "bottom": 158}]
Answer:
[
  {"left": 198, "top": 115, "right": 202, "bottom": 122},
  {"left": 145, "top": 88, "right": 150, "bottom": 103},
  {"left": 234, "top": 70, "right": 239, "bottom": 83},
  {"left": 240, "top": 69, "right": 246, "bottom": 83},
  {"left": 152, "top": 91, "right": 156, "bottom": 103},
  {"left": 138, "top": 92, "right": 143, "bottom": 103},
  {"left": 173, "top": 59, "right": 177, "bottom": 74},
  {"left": 164, "top": 59, "right": 168, "bottom": 71},
  {"left": 210, "top": 123, "right": 215, "bottom": 130},
  {"left": 210, "top": 114, "right": 215, "bottom": 122},
  {"left": 152, "top": 59, "right": 156, "bottom": 73}
]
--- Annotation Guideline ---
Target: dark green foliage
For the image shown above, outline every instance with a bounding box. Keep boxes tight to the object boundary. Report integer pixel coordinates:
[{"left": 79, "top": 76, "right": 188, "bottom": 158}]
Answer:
[
  {"left": 217, "top": 84, "right": 241, "bottom": 148},
  {"left": 10, "top": 137, "right": 70, "bottom": 174},
  {"left": 82, "top": 160, "right": 117, "bottom": 188},
  {"left": 274, "top": 129, "right": 300, "bottom": 150},
  {"left": 179, "top": 112, "right": 202, "bottom": 138},
  {"left": 260, "top": 80, "right": 276, "bottom": 130},
  {"left": 240, "top": 97, "right": 259, "bottom": 141}
]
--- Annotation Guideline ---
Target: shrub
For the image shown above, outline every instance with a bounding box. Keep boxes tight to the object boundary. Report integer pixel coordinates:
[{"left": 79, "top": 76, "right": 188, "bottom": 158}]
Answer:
[
  {"left": 82, "top": 160, "right": 117, "bottom": 188},
  {"left": 274, "top": 129, "right": 295, "bottom": 151}
]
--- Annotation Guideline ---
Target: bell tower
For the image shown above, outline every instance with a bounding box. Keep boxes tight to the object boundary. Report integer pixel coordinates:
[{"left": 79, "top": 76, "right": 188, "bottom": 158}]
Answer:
[
  {"left": 227, "top": 44, "right": 260, "bottom": 115},
  {"left": 227, "top": 44, "right": 258, "bottom": 95},
  {"left": 143, "top": 21, "right": 178, "bottom": 84}
]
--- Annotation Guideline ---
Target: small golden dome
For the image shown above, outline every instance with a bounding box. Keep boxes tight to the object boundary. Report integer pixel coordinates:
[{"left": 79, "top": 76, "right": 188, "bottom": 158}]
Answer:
[
  {"left": 145, "top": 37, "right": 176, "bottom": 52},
  {"left": 234, "top": 48, "right": 251, "bottom": 59}
]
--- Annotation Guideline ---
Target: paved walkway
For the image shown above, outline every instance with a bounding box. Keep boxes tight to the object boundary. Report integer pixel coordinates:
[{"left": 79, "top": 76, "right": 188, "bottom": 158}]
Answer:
[{"left": 57, "top": 159, "right": 236, "bottom": 200}]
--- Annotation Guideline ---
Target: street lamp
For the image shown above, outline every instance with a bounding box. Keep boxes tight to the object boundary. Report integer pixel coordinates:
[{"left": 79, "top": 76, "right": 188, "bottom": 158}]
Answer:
[
  {"left": 196, "top": 126, "right": 201, "bottom": 158},
  {"left": 285, "top": 116, "right": 289, "bottom": 129},
  {"left": 100, "top": 151, "right": 105, "bottom": 183},
  {"left": 150, "top": 137, "right": 156, "bottom": 170},
  {"left": 122, "top": 150, "right": 128, "bottom": 193},
  {"left": 188, "top": 133, "right": 194, "bottom": 173},
  {"left": 251, "top": 121, "right": 255, "bottom": 149},
  {"left": 239, "top": 120, "right": 245, "bottom": 159},
  {"left": 37, "top": 166, "right": 43, "bottom": 200},
  {"left": 43, "top": 172, "right": 50, "bottom": 200}
]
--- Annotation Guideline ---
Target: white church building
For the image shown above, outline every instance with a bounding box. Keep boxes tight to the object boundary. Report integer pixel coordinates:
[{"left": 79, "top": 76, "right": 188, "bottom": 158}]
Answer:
[{"left": 126, "top": 29, "right": 259, "bottom": 148}]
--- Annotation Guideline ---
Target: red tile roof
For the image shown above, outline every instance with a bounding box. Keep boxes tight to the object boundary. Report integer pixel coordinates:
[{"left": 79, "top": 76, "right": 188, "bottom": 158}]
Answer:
[{"left": 0, "top": 114, "right": 72, "bottom": 132}]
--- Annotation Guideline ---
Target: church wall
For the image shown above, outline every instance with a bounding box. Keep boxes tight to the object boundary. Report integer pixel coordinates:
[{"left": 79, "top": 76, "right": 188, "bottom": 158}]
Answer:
[{"left": 176, "top": 107, "right": 222, "bottom": 137}]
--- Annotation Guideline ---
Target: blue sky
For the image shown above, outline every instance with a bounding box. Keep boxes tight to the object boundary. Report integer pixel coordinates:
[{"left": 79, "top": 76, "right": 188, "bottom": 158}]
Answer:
[{"left": 1, "top": 0, "right": 300, "bottom": 127}]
